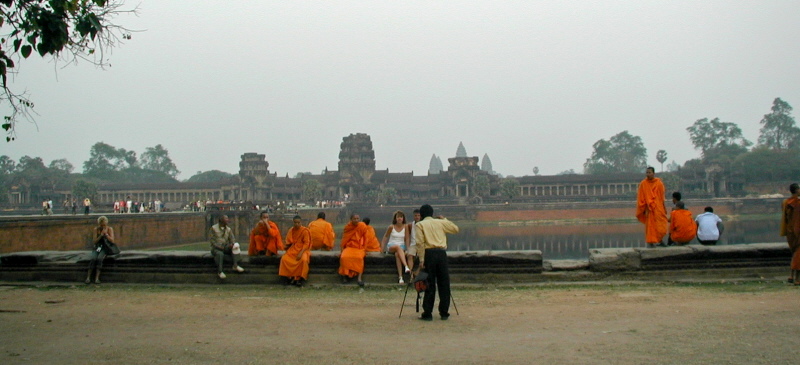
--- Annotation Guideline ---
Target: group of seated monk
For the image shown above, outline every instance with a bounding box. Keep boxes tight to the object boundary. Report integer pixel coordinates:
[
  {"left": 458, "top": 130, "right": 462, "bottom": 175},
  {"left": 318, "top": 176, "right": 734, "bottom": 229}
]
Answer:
[
  {"left": 667, "top": 198, "right": 724, "bottom": 246},
  {"left": 212, "top": 210, "right": 421, "bottom": 287}
]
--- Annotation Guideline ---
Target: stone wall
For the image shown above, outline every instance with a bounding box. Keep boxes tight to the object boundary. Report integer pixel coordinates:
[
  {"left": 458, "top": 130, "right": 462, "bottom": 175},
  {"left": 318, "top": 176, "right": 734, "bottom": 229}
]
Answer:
[{"left": 0, "top": 214, "right": 208, "bottom": 253}]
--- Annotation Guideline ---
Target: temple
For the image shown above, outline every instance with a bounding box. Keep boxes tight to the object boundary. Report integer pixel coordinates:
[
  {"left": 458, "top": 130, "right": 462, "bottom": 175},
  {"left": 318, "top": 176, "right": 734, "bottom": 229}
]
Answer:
[{"left": 20, "top": 132, "right": 734, "bottom": 206}]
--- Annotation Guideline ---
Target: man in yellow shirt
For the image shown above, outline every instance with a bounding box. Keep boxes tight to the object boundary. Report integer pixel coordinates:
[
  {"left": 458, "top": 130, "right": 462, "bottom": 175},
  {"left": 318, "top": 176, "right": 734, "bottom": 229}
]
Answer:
[{"left": 414, "top": 204, "right": 459, "bottom": 321}]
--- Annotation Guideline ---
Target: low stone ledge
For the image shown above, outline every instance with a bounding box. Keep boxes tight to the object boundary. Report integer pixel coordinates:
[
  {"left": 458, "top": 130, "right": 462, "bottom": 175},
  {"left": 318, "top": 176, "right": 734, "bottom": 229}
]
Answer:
[
  {"left": 0, "top": 249, "right": 543, "bottom": 284},
  {"left": 589, "top": 243, "right": 791, "bottom": 271}
]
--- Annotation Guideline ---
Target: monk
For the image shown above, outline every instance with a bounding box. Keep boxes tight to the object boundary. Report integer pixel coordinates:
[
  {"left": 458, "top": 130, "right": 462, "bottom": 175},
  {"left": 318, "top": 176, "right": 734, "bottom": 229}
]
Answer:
[
  {"left": 308, "top": 212, "right": 335, "bottom": 250},
  {"left": 636, "top": 166, "right": 668, "bottom": 248},
  {"left": 279, "top": 215, "right": 312, "bottom": 287},
  {"left": 780, "top": 183, "right": 800, "bottom": 285},
  {"left": 248, "top": 212, "right": 283, "bottom": 256},
  {"left": 362, "top": 217, "right": 381, "bottom": 252},
  {"left": 338, "top": 213, "right": 368, "bottom": 286},
  {"left": 668, "top": 201, "right": 696, "bottom": 245}
]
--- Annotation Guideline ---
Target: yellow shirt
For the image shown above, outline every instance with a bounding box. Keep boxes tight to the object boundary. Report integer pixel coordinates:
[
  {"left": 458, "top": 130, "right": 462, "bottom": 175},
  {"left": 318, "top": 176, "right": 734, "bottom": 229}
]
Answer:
[{"left": 414, "top": 217, "right": 459, "bottom": 264}]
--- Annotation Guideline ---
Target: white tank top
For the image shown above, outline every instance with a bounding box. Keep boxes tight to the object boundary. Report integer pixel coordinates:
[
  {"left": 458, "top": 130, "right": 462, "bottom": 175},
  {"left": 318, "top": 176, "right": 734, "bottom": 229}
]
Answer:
[{"left": 388, "top": 225, "right": 406, "bottom": 245}]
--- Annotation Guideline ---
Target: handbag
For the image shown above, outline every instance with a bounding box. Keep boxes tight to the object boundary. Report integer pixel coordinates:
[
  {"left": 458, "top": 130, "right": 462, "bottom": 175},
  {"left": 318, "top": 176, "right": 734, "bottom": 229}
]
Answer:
[{"left": 101, "top": 238, "right": 121, "bottom": 255}]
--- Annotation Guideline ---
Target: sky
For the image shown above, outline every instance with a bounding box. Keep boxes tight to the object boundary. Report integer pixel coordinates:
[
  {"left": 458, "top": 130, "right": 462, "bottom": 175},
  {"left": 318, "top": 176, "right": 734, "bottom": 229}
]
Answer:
[{"left": 2, "top": 1, "right": 799, "bottom": 180}]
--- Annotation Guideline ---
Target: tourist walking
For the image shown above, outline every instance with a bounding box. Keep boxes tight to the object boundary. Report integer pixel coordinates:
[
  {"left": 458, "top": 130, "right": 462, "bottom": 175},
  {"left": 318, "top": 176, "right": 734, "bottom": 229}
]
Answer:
[{"left": 415, "top": 204, "right": 459, "bottom": 321}]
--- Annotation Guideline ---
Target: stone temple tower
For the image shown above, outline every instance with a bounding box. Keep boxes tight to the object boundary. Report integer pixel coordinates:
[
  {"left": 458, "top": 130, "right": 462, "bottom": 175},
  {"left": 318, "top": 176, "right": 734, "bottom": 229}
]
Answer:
[
  {"left": 239, "top": 153, "right": 270, "bottom": 186},
  {"left": 338, "top": 133, "right": 376, "bottom": 185}
]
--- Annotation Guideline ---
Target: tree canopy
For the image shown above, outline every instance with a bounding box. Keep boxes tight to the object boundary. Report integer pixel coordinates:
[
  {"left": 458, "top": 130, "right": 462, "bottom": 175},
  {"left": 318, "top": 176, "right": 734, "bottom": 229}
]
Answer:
[
  {"left": 758, "top": 98, "right": 798, "bottom": 152},
  {"left": 686, "top": 117, "right": 751, "bottom": 157},
  {"left": 140, "top": 144, "right": 180, "bottom": 178},
  {"left": 186, "top": 170, "right": 234, "bottom": 183},
  {"left": 583, "top": 130, "right": 647, "bottom": 174},
  {"left": 1, "top": 0, "right": 135, "bottom": 141}
]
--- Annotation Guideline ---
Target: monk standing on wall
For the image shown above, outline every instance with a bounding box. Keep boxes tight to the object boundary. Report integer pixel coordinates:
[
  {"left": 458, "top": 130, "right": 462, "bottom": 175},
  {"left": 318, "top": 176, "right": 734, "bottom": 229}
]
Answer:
[
  {"left": 636, "top": 166, "right": 667, "bottom": 248},
  {"left": 248, "top": 212, "right": 283, "bottom": 256}
]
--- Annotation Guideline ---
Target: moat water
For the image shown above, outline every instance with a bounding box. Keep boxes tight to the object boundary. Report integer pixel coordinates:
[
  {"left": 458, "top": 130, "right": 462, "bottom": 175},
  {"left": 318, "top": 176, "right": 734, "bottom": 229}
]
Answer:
[{"left": 411, "top": 218, "right": 782, "bottom": 260}]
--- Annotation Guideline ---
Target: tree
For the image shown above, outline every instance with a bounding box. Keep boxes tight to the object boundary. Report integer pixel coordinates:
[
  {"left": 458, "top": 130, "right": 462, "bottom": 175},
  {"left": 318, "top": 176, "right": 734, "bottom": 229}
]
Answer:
[
  {"left": 83, "top": 142, "right": 120, "bottom": 174},
  {"left": 1, "top": 0, "right": 136, "bottom": 141},
  {"left": 83, "top": 142, "right": 136, "bottom": 175},
  {"left": 758, "top": 98, "right": 799, "bottom": 152},
  {"left": 48, "top": 158, "right": 74, "bottom": 174},
  {"left": 186, "top": 170, "right": 234, "bottom": 183},
  {"left": 140, "top": 144, "right": 180, "bottom": 178},
  {"left": 734, "top": 146, "right": 800, "bottom": 182},
  {"left": 472, "top": 175, "right": 490, "bottom": 197},
  {"left": 656, "top": 150, "right": 667, "bottom": 172},
  {"left": 532, "top": 166, "right": 539, "bottom": 176},
  {"left": 583, "top": 130, "right": 647, "bottom": 174},
  {"left": 301, "top": 179, "right": 322, "bottom": 203},
  {"left": 500, "top": 178, "right": 519, "bottom": 202},
  {"left": 687, "top": 117, "right": 752, "bottom": 156},
  {"left": 364, "top": 187, "right": 396, "bottom": 205},
  {"left": 0, "top": 155, "right": 16, "bottom": 174},
  {"left": 293, "top": 172, "right": 313, "bottom": 178},
  {"left": 72, "top": 179, "right": 97, "bottom": 201},
  {"left": 557, "top": 169, "right": 577, "bottom": 175}
]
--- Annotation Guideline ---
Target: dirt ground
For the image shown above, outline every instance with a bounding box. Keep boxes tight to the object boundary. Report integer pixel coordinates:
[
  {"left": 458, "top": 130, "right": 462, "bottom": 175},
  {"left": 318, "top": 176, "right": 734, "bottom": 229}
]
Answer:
[{"left": 0, "top": 281, "right": 798, "bottom": 365}]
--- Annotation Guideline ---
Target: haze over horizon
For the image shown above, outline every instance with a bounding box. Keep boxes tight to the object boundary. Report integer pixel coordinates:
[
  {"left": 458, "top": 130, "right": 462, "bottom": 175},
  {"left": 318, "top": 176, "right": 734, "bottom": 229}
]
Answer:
[{"left": 2, "top": 1, "right": 799, "bottom": 180}]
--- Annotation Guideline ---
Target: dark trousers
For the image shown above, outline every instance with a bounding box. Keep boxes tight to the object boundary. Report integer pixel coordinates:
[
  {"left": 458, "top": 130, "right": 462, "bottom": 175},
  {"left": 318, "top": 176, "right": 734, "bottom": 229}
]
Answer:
[
  {"left": 422, "top": 248, "right": 450, "bottom": 317},
  {"left": 698, "top": 239, "right": 717, "bottom": 246}
]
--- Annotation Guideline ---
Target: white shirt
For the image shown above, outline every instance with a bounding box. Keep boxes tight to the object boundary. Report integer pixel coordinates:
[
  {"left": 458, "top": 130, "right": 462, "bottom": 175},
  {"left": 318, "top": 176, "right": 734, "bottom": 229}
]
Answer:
[{"left": 695, "top": 212, "right": 722, "bottom": 241}]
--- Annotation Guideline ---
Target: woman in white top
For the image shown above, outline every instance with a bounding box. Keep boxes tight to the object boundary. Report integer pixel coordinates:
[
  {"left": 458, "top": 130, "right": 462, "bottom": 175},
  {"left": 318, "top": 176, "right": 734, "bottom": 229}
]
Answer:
[{"left": 381, "top": 210, "right": 412, "bottom": 284}]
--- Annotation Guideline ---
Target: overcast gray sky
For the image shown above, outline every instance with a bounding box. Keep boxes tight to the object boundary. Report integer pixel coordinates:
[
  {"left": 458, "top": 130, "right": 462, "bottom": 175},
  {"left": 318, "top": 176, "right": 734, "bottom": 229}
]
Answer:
[{"left": 3, "top": 1, "right": 799, "bottom": 180}]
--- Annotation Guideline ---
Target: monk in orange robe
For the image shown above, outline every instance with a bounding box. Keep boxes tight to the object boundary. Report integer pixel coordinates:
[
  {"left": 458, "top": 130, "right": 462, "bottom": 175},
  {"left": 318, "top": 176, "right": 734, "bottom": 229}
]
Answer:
[
  {"left": 248, "top": 212, "right": 283, "bottom": 256},
  {"left": 308, "top": 212, "right": 335, "bottom": 250},
  {"left": 780, "top": 183, "right": 800, "bottom": 284},
  {"left": 338, "top": 214, "right": 368, "bottom": 285},
  {"left": 362, "top": 217, "right": 381, "bottom": 252},
  {"left": 668, "top": 202, "right": 696, "bottom": 245},
  {"left": 279, "top": 215, "right": 312, "bottom": 286},
  {"left": 636, "top": 167, "right": 668, "bottom": 247}
]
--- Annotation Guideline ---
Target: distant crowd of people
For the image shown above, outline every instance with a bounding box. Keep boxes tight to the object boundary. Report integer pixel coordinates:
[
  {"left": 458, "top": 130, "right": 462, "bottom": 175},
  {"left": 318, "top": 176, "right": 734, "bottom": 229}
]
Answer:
[{"left": 114, "top": 196, "right": 164, "bottom": 214}]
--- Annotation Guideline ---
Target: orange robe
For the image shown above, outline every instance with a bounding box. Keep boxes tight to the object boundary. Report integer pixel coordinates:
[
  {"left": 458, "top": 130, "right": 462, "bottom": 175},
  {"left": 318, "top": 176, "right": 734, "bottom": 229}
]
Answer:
[
  {"left": 248, "top": 220, "right": 284, "bottom": 256},
  {"left": 338, "top": 222, "right": 367, "bottom": 278},
  {"left": 308, "top": 218, "right": 335, "bottom": 251},
  {"left": 364, "top": 225, "right": 381, "bottom": 252},
  {"left": 636, "top": 177, "right": 667, "bottom": 244},
  {"left": 669, "top": 209, "right": 697, "bottom": 244},
  {"left": 781, "top": 197, "right": 800, "bottom": 270},
  {"left": 279, "top": 226, "right": 312, "bottom": 280}
]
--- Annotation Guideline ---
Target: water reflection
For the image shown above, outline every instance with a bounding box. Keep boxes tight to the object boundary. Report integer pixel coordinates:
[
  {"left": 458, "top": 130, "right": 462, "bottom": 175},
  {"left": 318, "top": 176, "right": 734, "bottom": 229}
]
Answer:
[{"left": 445, "top": 218, "right": 782, "bottom": 260}]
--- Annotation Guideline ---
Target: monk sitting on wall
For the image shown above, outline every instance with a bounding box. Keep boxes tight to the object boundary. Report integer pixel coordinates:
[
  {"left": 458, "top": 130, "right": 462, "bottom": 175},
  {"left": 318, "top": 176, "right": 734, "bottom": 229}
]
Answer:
[
  {"left": 279, "top": 215, "right": 312, "bottom": 287},
  {"left": 338, "top": 214, "right": 368, "bottom": 287},
  {"left": 362, "top": 217, "right": 381, "bottom": 253},
  {"left": 308, "top": 212, "right": 335, "bottom": 251},
  {"left": 636, "top": 166, "right": 668, "bottom": 248},
  {"left": 668, "top": 201, "right": 697, "bottom": 245},
  {"left": 249, "top": 211, "right": 283, "bottom": 256}
]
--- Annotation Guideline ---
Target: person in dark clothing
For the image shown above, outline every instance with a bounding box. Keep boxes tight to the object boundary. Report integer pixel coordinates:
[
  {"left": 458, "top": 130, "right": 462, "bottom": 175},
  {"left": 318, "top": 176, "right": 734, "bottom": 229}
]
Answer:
[{"left": 414, "top": 204, "right": 459, "bottom": 321}]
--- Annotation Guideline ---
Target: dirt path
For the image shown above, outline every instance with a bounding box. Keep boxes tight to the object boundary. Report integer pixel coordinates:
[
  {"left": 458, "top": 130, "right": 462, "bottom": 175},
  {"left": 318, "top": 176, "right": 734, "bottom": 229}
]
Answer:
[{"left": 1, "top": 282, "right": 798, "bottom": 364}]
